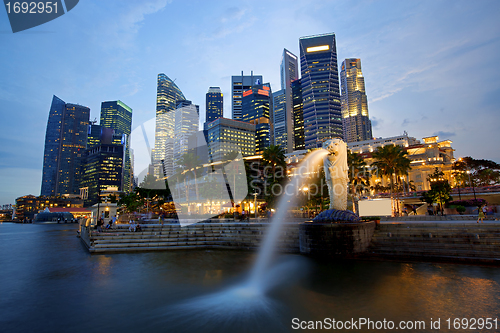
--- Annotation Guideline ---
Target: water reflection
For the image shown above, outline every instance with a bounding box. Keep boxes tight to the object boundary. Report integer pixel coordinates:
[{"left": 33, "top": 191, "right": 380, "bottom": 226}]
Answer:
[{"left": 1, "top": 223, "right": 500, "bottom": 333}]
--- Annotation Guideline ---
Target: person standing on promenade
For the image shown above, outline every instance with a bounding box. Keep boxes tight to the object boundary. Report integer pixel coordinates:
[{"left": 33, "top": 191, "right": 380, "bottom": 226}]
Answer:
[{"left": 477, "top": 205, "right": 486, "bottom": 223}]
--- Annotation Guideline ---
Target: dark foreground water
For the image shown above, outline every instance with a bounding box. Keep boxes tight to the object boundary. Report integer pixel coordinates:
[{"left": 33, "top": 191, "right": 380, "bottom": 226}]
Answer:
[{"left": 1, "top": 223, "right": 500, "bottom": 333}]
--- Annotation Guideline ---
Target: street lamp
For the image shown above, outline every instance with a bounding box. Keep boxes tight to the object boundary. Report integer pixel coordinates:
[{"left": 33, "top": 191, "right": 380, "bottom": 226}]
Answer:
[
  {"left": 466, "top": 170, "right": 477, "bottom": 200},
  {"left": 302, "top": 186, "right": 309, "bottom": 218},
  {"left": 253, "top": 192, "right": 258, "bottom": 219}
]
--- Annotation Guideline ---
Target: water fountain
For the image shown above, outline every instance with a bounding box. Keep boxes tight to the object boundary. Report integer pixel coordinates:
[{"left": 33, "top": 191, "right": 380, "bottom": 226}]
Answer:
[
  {"left": 162, "top": 141, "right": 374, "bottom": 331},
  {"left": 161, "top": 149, "right": 329, "bottom": 331}
]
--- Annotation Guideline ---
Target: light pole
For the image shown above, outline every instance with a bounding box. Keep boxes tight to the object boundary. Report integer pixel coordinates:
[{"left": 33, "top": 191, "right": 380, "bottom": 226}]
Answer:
[
  {"left": 253, "top": 192, "right": 258, "bottom": 219},
  {"left": 467, "top": 170, "right": 477, "bottom": 200},
  {"left": 302, "top": 186, "right": 309, "bottom": 218}
]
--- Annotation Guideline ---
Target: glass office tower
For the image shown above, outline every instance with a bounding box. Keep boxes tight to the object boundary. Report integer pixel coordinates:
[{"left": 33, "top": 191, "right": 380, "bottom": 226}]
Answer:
[
  {"left": 272, "top": 89, "right": 287, "bottom": 150},
  {"left": 280, "top": 48, "right": 298, "bottom": 153},
  {"left": 100, "top": 100, "right": 133, "bottom": 191},
  {"left": 340, "top": 58, "right": 372, "bottom": 142},
  {"left": 299, "top": 33, "right": 342, "bottom": 149},
  {"left": 241, "top": 83, "right": 272, "bottom": 154},
  {"left": 41, "top": 95, "right": 90, "bottom": 196},
  {"left": 291, "top": 79, "right": 304, "bottom": 151},
  {"left": 231, "top": 71, "right": 263, "bottom": 121},
  {"left": 153, "top": 73, "right": 186, "bottom": 178},
  {"left": 206, "top": 87, "right": 223, "bottom": 124}
]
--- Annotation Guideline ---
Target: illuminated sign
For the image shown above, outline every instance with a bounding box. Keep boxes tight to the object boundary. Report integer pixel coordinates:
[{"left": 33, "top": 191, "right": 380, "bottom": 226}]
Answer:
[
  {"left": 306, "top": 45, "right": 329, "bottom": 53},
  {"left": 262, "top": 86, "right": 270, "bottom": 91},
  {"left": 257, "top": 89, "right": 269, "bottom": 96},
  {"left": 242, "top": 90, "right": 253, "bottom": 97}
]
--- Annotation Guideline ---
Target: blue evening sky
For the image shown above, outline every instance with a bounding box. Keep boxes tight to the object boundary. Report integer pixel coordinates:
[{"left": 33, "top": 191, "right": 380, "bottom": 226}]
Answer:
[{"left": 1, "top": 0, "right": 499, "bottom": 204}]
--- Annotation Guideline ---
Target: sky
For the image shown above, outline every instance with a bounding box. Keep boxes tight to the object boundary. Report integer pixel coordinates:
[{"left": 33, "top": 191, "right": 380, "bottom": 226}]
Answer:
[{"left": 1, "top": 0, "right": 499, "bottom": 204}]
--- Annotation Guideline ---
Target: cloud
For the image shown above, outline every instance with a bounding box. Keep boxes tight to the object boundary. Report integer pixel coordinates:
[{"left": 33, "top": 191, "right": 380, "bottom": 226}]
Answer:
[
  {"left": 221, "top": 7, "right": 246, "bottom": 23},
  {"left": 433, "top": 131, "right": 456, "bottom": 139},
  {"left": 370, "top": 116, "right": 381, "bottom": 129},
  {"left": 401, "top": 118, "right": 411, "bottom": 127}
]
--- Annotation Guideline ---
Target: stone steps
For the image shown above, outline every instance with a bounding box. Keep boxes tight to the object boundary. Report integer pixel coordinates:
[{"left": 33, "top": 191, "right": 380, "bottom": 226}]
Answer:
[{"left": 85, "top": 223, "right": 300, "bottom": 253}]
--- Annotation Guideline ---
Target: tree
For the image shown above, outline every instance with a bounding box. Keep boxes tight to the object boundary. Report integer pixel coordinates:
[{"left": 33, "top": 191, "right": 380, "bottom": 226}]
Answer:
[
  {"left": 453, "top": 157, "right": 500, "bottom": 187},
  {"left": 372, "top": 144, "right": 411, "bottom": 215},
  {"left": 260, "top": 145, "right": 287, "bottom": 209},
  {"left": 347, "top": 151, "right": 369, "bottom": 213},
  {"left": 262, "top": 145, "right": 286, "bottom": 182},
  {"left": 372, "top": 144, "right": 411, "bottom": 189},
  {"left": 421, "top": 168, "right": 452, "bottom": 216}
]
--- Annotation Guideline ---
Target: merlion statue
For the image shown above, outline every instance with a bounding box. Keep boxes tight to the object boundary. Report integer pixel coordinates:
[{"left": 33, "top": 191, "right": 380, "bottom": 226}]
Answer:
[{"left": 322, "top": 138, "right": 348, "bottom": 211}]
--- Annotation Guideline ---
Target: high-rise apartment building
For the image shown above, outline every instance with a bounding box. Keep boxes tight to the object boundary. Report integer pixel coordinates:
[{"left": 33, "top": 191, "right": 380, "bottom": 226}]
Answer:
[
  {"left": 241, "top": 83, "right": 272, "bottom": 154},
  {"left": 280, "top": 49, "right": 298, "bottom": 153},
  {"left": 231, "top": 71, "right": 263, "bottom": 121},
  {"left": 291, "top": 79, "right": 304, "bottom": 151},
  {"left": 100, "top": 100, "right": 133, "bottom": 191},
  {"left": 273, "top": 89, "right": 287, "bottom": 150},
  {"left": 340, "top": 58, "right": 372, "bottom": 142},
  {"left": 206, "top": 87, "right": 223, "bottom": 124},
  {"left": 153, "top": 73, "right": 186, "bottom": 177},
  {"left": 41, "top": 95, "right": 90, "bottom": 196},
  {"left": 299, "top": 33, "right": 342, "bottom": 149}
]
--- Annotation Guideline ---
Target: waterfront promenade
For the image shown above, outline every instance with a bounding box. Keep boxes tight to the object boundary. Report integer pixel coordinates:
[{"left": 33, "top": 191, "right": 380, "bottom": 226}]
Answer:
[{"left": 79, "top": 216, "right": 500, "bottom": 265}]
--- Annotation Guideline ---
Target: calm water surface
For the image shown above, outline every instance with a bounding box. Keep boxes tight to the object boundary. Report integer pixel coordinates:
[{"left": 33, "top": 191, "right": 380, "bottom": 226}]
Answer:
[{"left": 1, "top": 222, "right": 500, "bottom": 333}]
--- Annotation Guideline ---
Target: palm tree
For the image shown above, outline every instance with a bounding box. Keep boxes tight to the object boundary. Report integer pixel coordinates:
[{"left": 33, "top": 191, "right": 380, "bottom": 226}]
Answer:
[
  {"left": 372, "top": 145, "right": 411, "bottom": 213},
  {"left": 262, "top": 145, "right": 286, "bottom": 182},
  {"left": 347, "top": 151, "right": 369, "bottom": 213}
]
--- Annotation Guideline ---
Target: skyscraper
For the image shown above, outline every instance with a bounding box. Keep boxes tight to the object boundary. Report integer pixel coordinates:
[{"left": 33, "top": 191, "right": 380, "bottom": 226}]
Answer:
[
  {"left": 80, "top": 129, "right": 125, "bottom": 205},
  {"left": 153, "top": 73, "right": 186, "bottom": 178},
  {"left": 100, "top": 100, "right": 133, "bottom": 191},
  {"left": 273, "top": 89, "right": 287, "bottom": 150},
  {"left": 299, "top": 33, "right": 342, "bottom": 149},
  {"left": 41, "top": 95, "right": 90, "bottom": 196},
  {"left": 231, "top": 71, "right": 263, "bottom": 121},
  {"left": 172, "top": 100, "right": 199, "bottom": 173},
  {"left": 340, "top": 58, "right": 372, "bottom": 142},
  {"left": 292, "top": 79, "right": 305, "bottom": 151},
  {"left": 206, "top": 87, "right": 223, "bottom": 124},
  {"left": 280, "top": 49, "right": 298, "bottom": 153},
  {"left": 205, "top": 118, "right": 256, "bottom": 162},
  {"left": 241, "top": 83, "right": 272, "bottom": 154}
]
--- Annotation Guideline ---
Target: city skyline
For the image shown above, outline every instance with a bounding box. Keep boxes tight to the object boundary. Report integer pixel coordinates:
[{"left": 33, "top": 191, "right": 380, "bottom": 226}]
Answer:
[{"left": 1, "top": 0, "right": 500, "bottom": 204}]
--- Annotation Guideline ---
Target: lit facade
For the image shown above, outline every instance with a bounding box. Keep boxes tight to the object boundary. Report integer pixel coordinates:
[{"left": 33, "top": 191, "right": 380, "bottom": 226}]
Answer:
[
  {"left": 206, "top": 87, "right": 223, "bottom": 124},
  {"left": 340, "top": 58, "right": 372, "bottom": 142},
  {"left": 273, "top": 89, "right": 287, "bottom": 151},
  {"left": 241, "top": 83, "right": 272, "bottom": 154},
  {"left": 15, "top": 194, "right": 83, "bottom": 220},
  {"left": 349, "top": 135, "right": 455, "bottom": 191},
  {"left": 231, "top": 71, "right": 263, "bottom": 121},
  {"left": 280, "top": 48, "right": 299, "bottom": 153},
  {"left": 100, "top": 100, "right": 133, "bottom": 192},
  {"left": 299, "top": 33, "right": 342, "bottom": 149},
  {"left": 41, "top": 95, "right": 90, "bottom": 197},
  {"left": 205, "top": 118, "right": 256, "bottom": 162},
  {"left": 292, "top": 79, "right": 304, "bottom": 151},
  {"left": 173, "top": 101, "right": 199, "bottom": 173},
  {"left": 80, "top": 130, "right": 125, "bottom": 206},
  {"left": 153, "top": 73, "right": 186, "bottom": 177}
]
